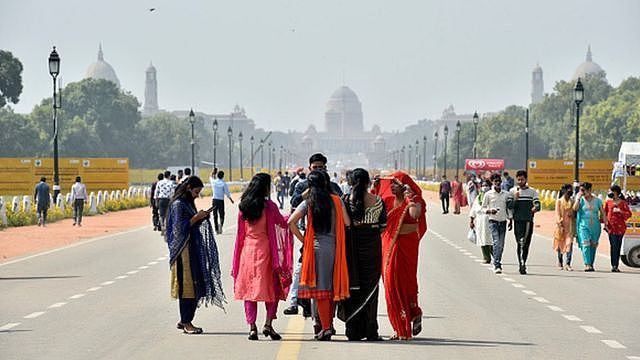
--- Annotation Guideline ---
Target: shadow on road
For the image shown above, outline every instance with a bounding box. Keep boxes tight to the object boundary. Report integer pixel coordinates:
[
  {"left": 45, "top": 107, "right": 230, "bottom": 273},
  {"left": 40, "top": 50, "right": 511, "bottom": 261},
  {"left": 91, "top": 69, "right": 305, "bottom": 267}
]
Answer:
[{"left": 0, "top": 275, "right": 81, "bottom": 281}]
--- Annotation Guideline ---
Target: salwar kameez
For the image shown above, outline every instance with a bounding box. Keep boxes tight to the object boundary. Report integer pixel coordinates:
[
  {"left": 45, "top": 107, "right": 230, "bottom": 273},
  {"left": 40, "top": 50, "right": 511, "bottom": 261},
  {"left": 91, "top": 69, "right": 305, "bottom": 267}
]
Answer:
[{"left": 576, "top": 197, "right": 603, "bottom": 266}]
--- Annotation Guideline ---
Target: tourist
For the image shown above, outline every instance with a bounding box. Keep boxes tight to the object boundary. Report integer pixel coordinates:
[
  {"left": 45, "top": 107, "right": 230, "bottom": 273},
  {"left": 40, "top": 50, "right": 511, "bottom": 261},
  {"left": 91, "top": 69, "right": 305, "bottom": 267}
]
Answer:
[
  {"left": 275, "top": 171, "right": 286, "bottom": 209},
  {"left": 150, "top": 173, "right": 163, "bottom": 231},
  {"left": 177, "top": 169, "right": 184, "bottom": 183},
  {"left": 70, "top": 176, "right": 88, "bottom": 227},
  {"left": 507, "top": 170, "right": 540, "bottom": 275},
  {"left": 340, "top": 170, "right": 354, "bottom": 195},
  {"left": 466, "top": 173, "right": 479, "bottom": 206},
  {"left": 233, "top": 173, "right": 291, "bottom": 340},
  {"left": 340, "top": 168, "right": 386, "bottom": 341},
  {"left": 553, "top": 184, "right": 575, "bottom": 271},
  {"left": 439, "top": 174, "right": 451, "bottom": 214},
  {"left": 291, "top": 153, "right": 343, "bottom": 205},
  {"left": 502, "top": 171, "right": 514, "bottom": 192},
  {"left": 166, "top": 176, "right": 225, "bottom": 334},
  {"left": 211, "top": 170, "right": 235, "bottom": 234},
  {"left": 287, "top": 171, "right": 351, "bottom": 341},
  {"left": 155, "top": 170, "right": 175, "bottom": 235},
  {"left": 482, "top": 173, "right": 513, "bottom": 274},
  {"left": 470, "top": 179, "right": 493, "bottom": 263},
  {"left": 374, "top": 171, "right": 426, "bottom": 340},
  {"left": 451, "top": 175, "right": 464, "bottom": 214},
  {"left": 179, "top": 167, "right": 192, "bottom": 184},
  {"left": 573, "top": 182, "right": 606, "bottom": 272},
  {"left": 34, "top": 177, "right": 50, "bottom": 226},
  {"left": 282, "top": 171, "right": 291, "bottom": 199},
  {"left": 603, "top": 185, "right": 632, "bottom": 272}
]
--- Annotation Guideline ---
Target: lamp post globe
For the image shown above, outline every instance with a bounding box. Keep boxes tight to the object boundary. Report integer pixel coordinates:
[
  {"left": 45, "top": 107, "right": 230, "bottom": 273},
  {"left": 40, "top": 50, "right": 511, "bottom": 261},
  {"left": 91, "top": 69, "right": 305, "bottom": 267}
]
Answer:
[
  {"left": 443, "top": 125, "right": 449, "bottom": 178},
  {"left": 472, "top": 111, "right": 479, "bottom": 159},
  {"left": 574, "top": 78, "right": 584, "bottom": 184},
  {"left": 227, "top": 126, "right": 233, "bottom": 181},
  {"left": 433, "top": 130, "right": 439, "bottom": 179},
  {"left": 48, "top": 46, "right": 62, "bottom": 201},
  {"left": 260, "top": 139, "right": 265, "bottom": 169},
  {"left": 250, "top": 135, "right": 255, "bottom": 174},
  {"left": 422, "top": 135, "right": 427, "bottom": 179},
  {"left": 188, "top": 109, "right": 196, "bottom": 174}
]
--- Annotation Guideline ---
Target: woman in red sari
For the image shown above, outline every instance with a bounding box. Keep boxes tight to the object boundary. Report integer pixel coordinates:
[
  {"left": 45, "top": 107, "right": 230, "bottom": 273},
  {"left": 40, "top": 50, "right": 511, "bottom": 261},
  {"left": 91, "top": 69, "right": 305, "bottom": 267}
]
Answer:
[
  {"left": 451, "top": 175, "right": 465, "bottom": 214},
  {"left": 374, "top": 171, "right": 427, "bottom": 340}
]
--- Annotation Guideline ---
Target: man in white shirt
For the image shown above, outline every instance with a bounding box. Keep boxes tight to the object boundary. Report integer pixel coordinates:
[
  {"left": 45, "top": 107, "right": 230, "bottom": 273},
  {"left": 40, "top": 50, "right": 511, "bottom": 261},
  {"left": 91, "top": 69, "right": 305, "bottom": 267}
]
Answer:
[
  {"left": 481, "top": 173, "right": 513, "bottom": 274},
  {"left": 154, "top": 170, "right": 175, "bottom": 235},
  {"left": 70, "top": 176, "right": 88, "bottom": 226},
  {"left": 210, "top": 170, "right": 234, "bottom": 234}
]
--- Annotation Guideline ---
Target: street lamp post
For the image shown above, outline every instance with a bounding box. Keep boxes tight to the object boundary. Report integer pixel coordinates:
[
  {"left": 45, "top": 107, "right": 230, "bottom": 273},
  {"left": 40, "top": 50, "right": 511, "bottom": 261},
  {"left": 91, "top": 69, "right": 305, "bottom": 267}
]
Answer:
[
  {"left": 423, "top": 136, "right": 427, "bottom": 179},
  {"left": 48, "top": 46, "right": 62, "bottom": 201},
  {"left": 212, "top": 118, "right": 218, "bottom": 167},
  {"left": 238, "top": 131, "right": 243, "bottom": 180},
  {"left": 393, "top": 150, "right": 398, "bottom": 170},
  {"left": 574, "top": 78, "right": 584, "bottom": 184},
  {"left": 250, "top": 136, "right": 254, "bottom": 174},
  {"left": 260, "top": 139, "right": 265, "bottom": 169},
  {"left": 188, "top": 109, "right": 195, "bottom": 174},
  {"left": 401, "top": 146, "right": 406, "bottom": 170},
  {"left": 525, "top": 108, "right": 529, "bottom": 171},
  {"left": 415, "top": 140, "right": 419, "bottom": 177},
  {"left": 268, "top": 141, "right": 272, "bottom": 174},
  {"left": 443, "top": 125, "right": 449, "bottom": 178},
  {"left": 408, "top": 145, "right": 412, "bottom": 174},
  {"left": 456, "top": 120, "right": 461, "bottom": 178},
  {"left": 227, "top": 126, "right": 233, "bottom": 181},
  {"left": 472, "top": 111, "right": 479, "bottom": 159},
  {"left": 279, "top": 145, "right": 284, "bottom": 172},
  {"left": 433, "top": 130, "right": 439, "bottom": 179}
]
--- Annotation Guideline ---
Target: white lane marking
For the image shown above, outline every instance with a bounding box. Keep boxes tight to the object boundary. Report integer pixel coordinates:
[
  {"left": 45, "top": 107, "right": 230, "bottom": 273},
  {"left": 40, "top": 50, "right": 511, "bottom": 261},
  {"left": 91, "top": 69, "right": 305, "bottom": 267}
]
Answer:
[
  {"left": 469, "top": 255, "right": 478, "bottom": 259},
  {"left": 69, "top": 294, "right": 86, "bottom": 299},
  {"left": 601, "top": 340, "right": 626, "bottom": 349},
  {"left": 138, "top": 266, "right": 148, "bottom": 270},
  {"left": 512, "top": 283, "right": 525, "bottom": 288},
  {"left": 474, "top": 259, "right": 484, "bottom": 262},
  {"left": 533, "top": 297, "right": 550, "bottom": 303},
  {"left": 0, "top": 322, "right": 21, "bottom": 331},
  {"left": 87, "top": 286, "right": 101, "bottom": 292},
  {"left": 101, "top": 281, "right": 115, "bottom": 286},
  {"left": 148, "top": 261, "right": 158, "bottom": 265},
  {"left": 115, "top": 275, "right": 128, "bottom": 279},
  {"left": 547, "top": 305, "right": 564, "bottom": 312},
  {"left": 626, "top": 356, "right": 640, "bottom": 359},
  {"left": 522, "top": 290, "right": 537, "bottom": 295},
  {"left": 48, "top": 302, "right": 67, "bottom": 309},
  {"left": 24, "top": 311, "right": 45, "bottom": 319},
  {"left": 126, "top": 270, "right": 139, "bottom": 274},
  {"left": 157, "top": 256, "right": 167, "bottom": 261},
  {"left": 580, "top": 325, "right": 602, "bottom": 334},
  {"left": 502, "top": 277, "right": 516, "bottom": 282},
  {"left": 563, "top": 315, "right": 583, "bottom": 322}
]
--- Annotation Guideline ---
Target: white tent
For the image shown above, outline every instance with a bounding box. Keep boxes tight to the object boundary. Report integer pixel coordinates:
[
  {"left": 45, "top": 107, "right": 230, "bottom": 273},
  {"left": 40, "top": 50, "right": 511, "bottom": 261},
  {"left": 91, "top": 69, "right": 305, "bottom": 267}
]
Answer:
[{"left": 618, "top": 142, "right": 640, "bottom": 190}]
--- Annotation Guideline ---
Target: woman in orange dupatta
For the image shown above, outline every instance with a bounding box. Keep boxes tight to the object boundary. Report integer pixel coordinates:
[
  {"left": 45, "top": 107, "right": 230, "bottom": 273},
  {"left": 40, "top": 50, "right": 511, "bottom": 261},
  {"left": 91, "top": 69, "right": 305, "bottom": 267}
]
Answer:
[
  {"left": 373, "top": 171, "right": 427, "bottom": 340},
  {"left": 288, "top": 171, "right": 351, "bottom": 341}
]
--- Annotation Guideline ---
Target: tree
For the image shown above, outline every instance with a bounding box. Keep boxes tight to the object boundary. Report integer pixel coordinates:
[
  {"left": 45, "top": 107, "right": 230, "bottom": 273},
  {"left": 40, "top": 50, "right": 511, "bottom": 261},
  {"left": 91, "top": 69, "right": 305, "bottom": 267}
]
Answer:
[
  {"left": 131, "top": 112, "right": 192, "bottom": 168},
  {"left": 0, "top": 50, "right": 24, "bottom": 107},
  {"left": 0, "top": 108, "right": 42, "bottom": 156}
]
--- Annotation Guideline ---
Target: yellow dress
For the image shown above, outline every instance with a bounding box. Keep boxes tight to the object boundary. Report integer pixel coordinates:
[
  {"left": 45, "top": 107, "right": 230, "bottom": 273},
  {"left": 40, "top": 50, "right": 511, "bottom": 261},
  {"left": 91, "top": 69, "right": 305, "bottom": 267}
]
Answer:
[
  {"left": 171, "top": 246, "right": 195, "bottom": 299},
  {"left": 553, "top": 197, "right": 575, "bottom": 253}
]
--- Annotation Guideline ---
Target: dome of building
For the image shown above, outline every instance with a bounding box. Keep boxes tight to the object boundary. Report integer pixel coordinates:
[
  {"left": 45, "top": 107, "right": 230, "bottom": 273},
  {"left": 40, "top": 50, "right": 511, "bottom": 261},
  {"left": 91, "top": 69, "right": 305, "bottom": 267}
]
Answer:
[
  {"left": 85, "top": 44, "right": 121, "bottom": 87},
  {"left": 325, "top": 85, "right": 364, "bottom": 136},
  {"left": 572, "top": 46, "right": 604, "bottom": 81},
  {"left": 374, "top": 135, "right": 385, "bottom": 142}
]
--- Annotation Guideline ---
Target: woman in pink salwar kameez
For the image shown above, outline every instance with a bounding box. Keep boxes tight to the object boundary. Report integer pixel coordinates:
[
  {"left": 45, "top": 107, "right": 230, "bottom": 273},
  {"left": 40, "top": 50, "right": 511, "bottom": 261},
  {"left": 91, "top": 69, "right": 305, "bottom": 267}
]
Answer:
[{"left": 232, "top": 173, "right": 293, "bottom": 341}]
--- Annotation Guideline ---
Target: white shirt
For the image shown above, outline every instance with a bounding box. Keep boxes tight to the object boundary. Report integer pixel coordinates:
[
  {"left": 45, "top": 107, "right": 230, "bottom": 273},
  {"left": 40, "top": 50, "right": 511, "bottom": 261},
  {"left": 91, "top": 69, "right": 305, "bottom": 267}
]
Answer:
[
  {"left": 481, "top": 188, "right": 513, "bottom": 222},
  {"left": 154, "top": 178, "right": 175, "bottom": 199},
  {"left": 71, "top": 182, "right": 88, "bottom": 202}
]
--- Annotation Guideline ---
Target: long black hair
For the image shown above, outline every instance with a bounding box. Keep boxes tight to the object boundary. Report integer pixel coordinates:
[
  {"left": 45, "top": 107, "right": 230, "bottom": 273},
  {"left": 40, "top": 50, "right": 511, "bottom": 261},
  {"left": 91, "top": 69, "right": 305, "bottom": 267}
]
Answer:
[
  {"left": 239, "top": 173, "right": 271, "bottom": 222},
  {"left": 350, "top": 168, "right": 370, "bottom": 222},
  {"left": 171, "top": 175, "right": 204, "bottom": 208},
  {"left": 559, "top": 183, "right": 573, "bottom": 198},
  {"left": 307, "top": 170, "right": 332, "bottom": 233}
]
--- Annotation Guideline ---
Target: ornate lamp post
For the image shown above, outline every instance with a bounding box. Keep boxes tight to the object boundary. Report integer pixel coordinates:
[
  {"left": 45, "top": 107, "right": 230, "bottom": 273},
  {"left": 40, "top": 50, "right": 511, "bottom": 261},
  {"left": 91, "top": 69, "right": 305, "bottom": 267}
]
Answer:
[
  {"left": 433, "top": 130, "right": 439, "bottom": 179},
  {"left": 456, "top": 120, "right": 461, "bottom": 178},
  {"left": 238, "top": 131, "right": 244, "bottom": 180},
  {"left": 472, "top": 111, "right": 479, "bottom": 159},
  {"left": 268, "top": 141, "right": 272, "bottom": 174},
  {"left": 422, "top": 135, "right": 427, "bottom": 179},
  {"left": 408, "top": 144, "right": 413, "bottom": 174},
  {"left": 250, "top": 135, "right": 255, "bottom": 174},
  {"left": 415, "top": 140, "right": 419, "bottom": 176},
  {"left": 260, "top": 139, "right": 265, "bottom": 169},
  {"left": 212, "top": 118, "right": 218, "bottom": 167},
  {"left": 48, "top": 47, "right": 62, "bottom": 201},
  {"left": 401, "top": 146, "right": 406, "bottom": 170},
  {"left": 188, "top": 109, "right": 196, "bottom": 174},
  {"left": 227, "top": 126, "right": 233, "bottom": 181},
  {"left": 279, "top": 145, "right": 284, "bottom": 172},
  {"left": 393, "top": 150, "right": 398, "bottom": 170},
  {"left": 443, "top": 125, "right": 449, "bottom": 178},
  {"left": 574, "top": 78, "right": 584, "bottom": 183}
]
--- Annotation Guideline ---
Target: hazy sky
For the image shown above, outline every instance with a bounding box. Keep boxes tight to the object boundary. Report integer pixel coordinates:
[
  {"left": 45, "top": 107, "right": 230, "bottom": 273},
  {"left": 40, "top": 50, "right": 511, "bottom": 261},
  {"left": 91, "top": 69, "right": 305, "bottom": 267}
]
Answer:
[{"left": 2, "top": 0, "right": 639, "bottom": 131}]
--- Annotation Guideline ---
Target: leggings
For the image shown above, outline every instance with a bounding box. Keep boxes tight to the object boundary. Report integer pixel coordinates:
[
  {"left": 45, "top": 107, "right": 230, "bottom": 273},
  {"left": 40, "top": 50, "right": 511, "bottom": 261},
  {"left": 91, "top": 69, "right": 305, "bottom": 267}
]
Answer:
[
  {"left": 244, "top": 301, "right": 278, "bottom": 325},
  {"left": 557, "top": 250, "right": 572, "bottom": 266},
  {"left": 179, "top": 298, "right": 198, "bottom": 324},
  {"left": 316, "top": 299, "right": 335, "bottom": 331}
]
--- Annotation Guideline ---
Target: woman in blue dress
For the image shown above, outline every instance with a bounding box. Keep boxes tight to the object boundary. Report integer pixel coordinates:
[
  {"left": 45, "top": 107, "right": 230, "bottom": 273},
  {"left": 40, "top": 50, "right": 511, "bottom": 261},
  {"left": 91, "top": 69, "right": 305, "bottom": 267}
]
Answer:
[{"left": 573, "top": 182, "right": 608, "bottom": 272}]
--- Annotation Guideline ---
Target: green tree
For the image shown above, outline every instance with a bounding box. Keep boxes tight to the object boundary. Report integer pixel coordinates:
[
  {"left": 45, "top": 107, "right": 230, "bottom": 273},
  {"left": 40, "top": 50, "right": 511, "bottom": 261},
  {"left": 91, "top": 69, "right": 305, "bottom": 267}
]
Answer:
[
  {"left": 131, "top": 112, "right": 191, "bottom": 168},
  {"left": 0, "top": 108, "right": 42, "bottom": 156},
  {"left": 0, "top": 50, "right": 24, "bottom": 107}
]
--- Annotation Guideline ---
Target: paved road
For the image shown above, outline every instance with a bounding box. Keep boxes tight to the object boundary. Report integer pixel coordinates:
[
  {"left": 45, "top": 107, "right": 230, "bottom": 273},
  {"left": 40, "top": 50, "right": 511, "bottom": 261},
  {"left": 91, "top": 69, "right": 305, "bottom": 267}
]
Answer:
[{"left": 1, "top": 200, "right": 639, "bottom": 359}]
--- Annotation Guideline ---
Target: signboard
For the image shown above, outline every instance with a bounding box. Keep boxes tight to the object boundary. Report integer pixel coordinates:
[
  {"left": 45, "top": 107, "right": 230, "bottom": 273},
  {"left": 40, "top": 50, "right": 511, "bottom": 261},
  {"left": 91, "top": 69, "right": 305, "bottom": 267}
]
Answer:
[
  {"left": 0, "top": 158, "right": 129, "bottom": 196},
  {"left": 528, "top": 159, "right": 640, "bottom": 191},
  {"left": 465, "top": 159, "right": 505, "bottom": 172}
]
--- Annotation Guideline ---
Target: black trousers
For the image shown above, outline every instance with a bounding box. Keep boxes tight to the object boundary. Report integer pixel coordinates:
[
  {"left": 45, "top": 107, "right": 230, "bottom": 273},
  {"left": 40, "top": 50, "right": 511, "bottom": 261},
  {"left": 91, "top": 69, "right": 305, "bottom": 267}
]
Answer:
[
  {"left": 179, "top": 299, "right": 198, "bottom": 324},
  {"left": 158, "top": 198, "right": 170, "bottom": 230},
  {"left": 212, "top": 199, "right": 225, "bottom": 232},
  {"left": 514, "top": 220, "right": 534, "bottom": 266},
  {"left": 151, "top": 204, "right": 160, "bottom": 229},
  {"left": 440, "top": 193, "right": 450, "bottom": 213}
]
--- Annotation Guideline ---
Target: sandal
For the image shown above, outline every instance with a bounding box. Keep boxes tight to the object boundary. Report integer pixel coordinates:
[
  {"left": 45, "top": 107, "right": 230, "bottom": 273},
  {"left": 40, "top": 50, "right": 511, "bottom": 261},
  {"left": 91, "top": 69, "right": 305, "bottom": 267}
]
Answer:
[
  {"left": 412, "top": 316, "right": 422, "bottom": 336},
  {"left": 248, "top": 326, "right": 259, "bottom": 341},
  {"left": 315, "top": 329, "right": 332, "bottom": 341},
  {"left": 176, "top": 322, "right": 184, "bottom": 330},
  {"left": 183, "top": 324, "right": 203, "bottom": 334},
  {"left": 262, "top": 325, "right": 282, "bottom": 340}
]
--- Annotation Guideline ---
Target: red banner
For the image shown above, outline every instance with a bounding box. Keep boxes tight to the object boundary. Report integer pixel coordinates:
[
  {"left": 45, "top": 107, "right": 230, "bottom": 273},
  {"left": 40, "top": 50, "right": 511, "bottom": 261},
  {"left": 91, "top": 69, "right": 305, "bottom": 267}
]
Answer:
[{"left": 465, "top": 159, "right": 505, "bottom": 171}]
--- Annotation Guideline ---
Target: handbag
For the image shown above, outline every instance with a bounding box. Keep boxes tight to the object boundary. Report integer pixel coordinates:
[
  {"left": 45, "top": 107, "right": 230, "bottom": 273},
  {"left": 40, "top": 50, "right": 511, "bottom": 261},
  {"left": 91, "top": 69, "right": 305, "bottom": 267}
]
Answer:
[
  {"left": 277, "top": 268, "right": 292, "bottom": 290},
  {"left": 467, "top": 229, "right": 477, "bottom": 244}
]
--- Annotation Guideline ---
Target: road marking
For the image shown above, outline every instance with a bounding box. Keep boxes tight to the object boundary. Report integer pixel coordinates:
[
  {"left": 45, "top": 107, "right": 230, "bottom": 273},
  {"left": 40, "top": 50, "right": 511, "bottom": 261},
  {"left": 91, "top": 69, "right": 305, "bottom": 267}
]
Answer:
[
  {"left": 101, "top": 281, "right": 115, "bottom": 286},
  {"left": 522, "top": 290, "right": 537, "bottom": 295},
  {"left": 511, "top": 283, "right": 525, "bottom": 288},
  {"left": 126, "top": 270, "right": 139, "bottom": 274},
  {"left": 563, "top": 315, "right": 583, "bottom": 322},
  {"left": 148, "top": 261, "right": 158, "bottom": 265},
  {"left": 138, "top": 266, "right": 149, "bottom": 270},
  {"left": 115, "top": 275, "right": 128, "bottom": 279},
  {"left": 24, "top": 311, "right": 45, "bottom": 319},
  {"left": 533, "top": 297, "right": 550, "bottom": 303},
  {"left": 0, "top": 323, "right": 21, "bottom": 331},
  {"left": 69, "top": 294, "right": 86, "bottom": 299},
  {"left": 502, "top": 277, "right": 516, "bottom": 282},
  {"left": 275, "top": 315, "right": 305, "bottom": 360},
  {"left": 601, "top": 340, "right": 626, "bottom": 349},
  {"left": 547, "top": 305, "right": 564, "bottom": 312},
  {"left": 469, "top": 255, "right": 478, "bottom": 259},
  {"left": 580, "top": 325, "right": 602, "bottom": 334},
  {"left": 157, "top": 256, "right": 167, "bottom": 261},
  {"left": 48, "top": 302, "right": 67, "bottom": 308},
  {"left": 87, "top": 286, "right": 101, "bottom": 292},
  {"left": 474, "top": 259, "right": 484, "bottom": 262},
  {"left": 626, "top": 356, "right": 640, "bottom": 359}
]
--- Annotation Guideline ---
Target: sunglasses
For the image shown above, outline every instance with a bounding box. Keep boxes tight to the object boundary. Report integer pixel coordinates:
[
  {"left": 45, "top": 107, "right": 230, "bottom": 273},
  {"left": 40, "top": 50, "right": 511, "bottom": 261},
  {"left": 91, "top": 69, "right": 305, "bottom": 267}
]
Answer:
[{"left": 310, "top": 165, "right": 327, "bottom": 170}]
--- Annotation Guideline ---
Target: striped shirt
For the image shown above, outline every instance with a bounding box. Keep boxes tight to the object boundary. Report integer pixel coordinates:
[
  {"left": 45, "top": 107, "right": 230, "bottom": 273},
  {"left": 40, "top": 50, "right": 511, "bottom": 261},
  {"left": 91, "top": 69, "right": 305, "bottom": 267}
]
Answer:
[{"left": 508, "top": 186, "right": 541, "bottom": 222}]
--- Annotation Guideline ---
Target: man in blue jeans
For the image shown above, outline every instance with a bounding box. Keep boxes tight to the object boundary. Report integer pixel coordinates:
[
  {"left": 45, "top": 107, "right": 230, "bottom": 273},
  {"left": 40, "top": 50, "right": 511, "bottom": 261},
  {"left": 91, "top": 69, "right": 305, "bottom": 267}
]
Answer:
[{"left": 482, "top": 173, "right": 513, "bottom": 274}]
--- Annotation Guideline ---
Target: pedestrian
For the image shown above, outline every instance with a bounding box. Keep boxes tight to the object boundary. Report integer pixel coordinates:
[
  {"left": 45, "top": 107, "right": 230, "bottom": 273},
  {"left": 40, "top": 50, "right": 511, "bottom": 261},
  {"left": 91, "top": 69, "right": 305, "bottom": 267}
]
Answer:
[
  {"left": 166, "top": 176, "right": 226, "bottom": 334},
  {"left": 603, "top": 185, "right": 632, "bottom": 272},
  {"left": 507, "top": 170, "right": 540, "bottom": 275},
  {"left": 470, "top": 179, "right": 493, "bottom": 263},
  {"left": 150, "top": 173, "right": 163, "bottom": 231},
  {"left": 179, "top": 167, "right": 192, "bottom": 184},
  {"left": 482, "top": 173, "right": 513, "bottom": 274},
  {"left": 373, "top": 171, "right": 426, "bottom": 340},
  {"left": 275, "top": 171, "right": 285, "bottom": 209},
  {"left": 232, "top": 173, "right": 292, "bottom": 341},
  {"left": 502, "top": 171, "right": 514, "bottom": 192},
  {"left": 340, "top": 170, "right": 354, "bottom": 195},
  {"left": 341, "top": 168, "right": 386, "bottom": 341},
  {"left": 466, "top": 173, "right": 479, "bottom": 206},
  {"left": 451, "top": 175, "right": 464, "bottom": 214},
  {"left": 573, "top": 182, "right": 606, "bottom": 272},
  {"left": 439, "top": 175, "right": 451, "bottom": 214},
  {"left": 34, "top": 177, "right": 50, "bottom": 226},
  {"left": 70, "top": 176, "right": 88, "bottom": 226},
  {"left": 211, "top": 170, "right": 235, "bottom": 234},
  {"left": 553, "top": 184, "right": 575, "bottom": 271},
  {"left": 177, "top": 169, "right": 184, "bottom": 183},
  {"left": 155, "top": 170, "right": 175, "bottom": 235},
  {"left": 282, "top": 171, "right": 291, "bottom": 198},
  {"left": 287, "top": 171, "right": 351, "bottom": 341}
]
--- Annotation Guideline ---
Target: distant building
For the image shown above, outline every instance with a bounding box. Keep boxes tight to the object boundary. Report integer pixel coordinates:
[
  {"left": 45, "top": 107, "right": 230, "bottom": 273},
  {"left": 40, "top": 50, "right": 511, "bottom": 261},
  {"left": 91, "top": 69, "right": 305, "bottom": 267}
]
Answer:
[
  {"left": 143, "top": 62, "right": 159, "bottom": 115},
  {"left": 85, "top": 44, "right": 121, "bottom": 87},
  {"left": 572, "top": 45, "right": 605, "bottom": 80},
  {"left": 531, "top": 63, "right": 544, "bottom": 104}
]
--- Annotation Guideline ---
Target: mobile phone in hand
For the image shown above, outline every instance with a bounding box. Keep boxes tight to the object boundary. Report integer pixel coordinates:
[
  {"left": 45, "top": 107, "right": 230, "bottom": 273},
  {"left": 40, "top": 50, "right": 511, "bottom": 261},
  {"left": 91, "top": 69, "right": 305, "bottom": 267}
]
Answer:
[{"left": 205, "top": 206, "right": 215, "bottom": 213}]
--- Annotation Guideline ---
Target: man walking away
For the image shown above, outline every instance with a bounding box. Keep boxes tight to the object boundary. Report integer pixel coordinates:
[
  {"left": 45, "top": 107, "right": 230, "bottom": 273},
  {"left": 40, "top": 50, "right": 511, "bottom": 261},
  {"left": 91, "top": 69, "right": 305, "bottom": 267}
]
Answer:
[
  {"left": 34, "top": 177, "right": 50, "bottom": 226},
  {"left": 439, "top": 175, "right": 452, "bottom": 214},
  {"left": 150, "top": 173, "right": 163, "bottom": 231},
  {"left": 275, "top": 171, "right": 285, "bottom": 209},
  {"left": 482, "top": 173, "right": 513, "bottom": 274},
  {"left": 179, "top": 167, "right": 191, "bottom": 184},
  {"left": 211, "top": 170, "right": 234, "bottom": 234},
  {"left": 154, "top": 170, "right": 174, "bottom": 235},
  {"left": 508, "top": 170, "right": 540, "bottom": 275},
  {"left": 502, "top": 172, "right": 514, "bottom": 192},
  {"left": 71, "top": 176, "right": 88, "bottom": 226},
  {"left": 282, "top": 171, "right": 291, "bottom": 198}
]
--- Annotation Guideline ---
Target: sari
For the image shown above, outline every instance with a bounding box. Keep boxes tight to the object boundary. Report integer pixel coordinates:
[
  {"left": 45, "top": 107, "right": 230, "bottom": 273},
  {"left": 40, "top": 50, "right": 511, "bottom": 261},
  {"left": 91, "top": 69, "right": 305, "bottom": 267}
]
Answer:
[
  {"left": 452, "top": 180, "right": 465, "bottom": 213},
  {"left": 375, "top": 171, "right": 427, "bottom": 339}
]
